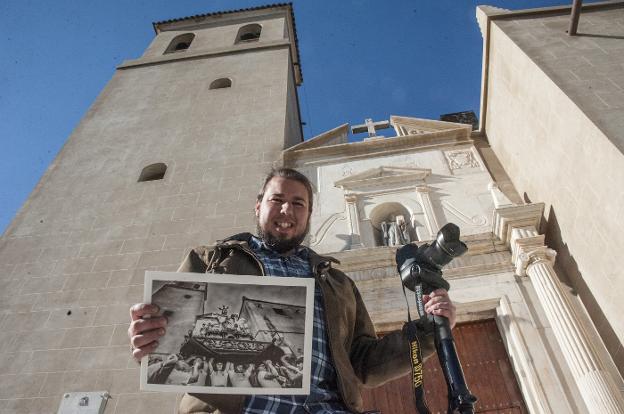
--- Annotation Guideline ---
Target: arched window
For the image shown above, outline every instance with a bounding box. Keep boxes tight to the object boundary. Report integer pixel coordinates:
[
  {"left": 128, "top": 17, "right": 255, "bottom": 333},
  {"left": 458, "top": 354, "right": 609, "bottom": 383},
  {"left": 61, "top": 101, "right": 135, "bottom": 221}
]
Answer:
[
  {"left": 209, "top": 78, "right": 232, "bottom": 90},
  {"left": 164, "top": 33, "right": 195, "bottom": 54},
  {"left": 138, "top": 163, "right": 167, "bottom": 182},
  {"left": 236, "top": 24, "right": 262, "bottom": 43}
]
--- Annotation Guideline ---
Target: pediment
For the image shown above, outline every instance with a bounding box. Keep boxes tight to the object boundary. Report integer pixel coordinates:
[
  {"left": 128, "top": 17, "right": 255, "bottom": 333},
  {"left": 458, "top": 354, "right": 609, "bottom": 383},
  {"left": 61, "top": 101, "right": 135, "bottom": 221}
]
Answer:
[
  {"left": 390, "top": 115, "right": 471, "bottom": 137},
  {"left": 335, "top": 166, "right": 431, "bottom": 190}
]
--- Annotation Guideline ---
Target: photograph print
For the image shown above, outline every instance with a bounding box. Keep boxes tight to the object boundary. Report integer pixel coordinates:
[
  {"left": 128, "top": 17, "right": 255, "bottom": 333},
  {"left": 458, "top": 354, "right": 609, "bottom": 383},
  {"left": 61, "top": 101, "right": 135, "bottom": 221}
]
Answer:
[{"left": 140, "top": 271, "right": 314, "bottom": 395}]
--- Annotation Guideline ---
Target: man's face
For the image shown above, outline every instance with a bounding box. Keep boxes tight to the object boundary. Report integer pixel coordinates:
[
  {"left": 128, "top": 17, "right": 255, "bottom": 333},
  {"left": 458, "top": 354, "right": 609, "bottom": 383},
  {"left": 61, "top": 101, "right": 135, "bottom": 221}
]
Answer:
[
  {"left": 255, "top": 177, "right": 311, "bottom": 253},
  {"left": 216, "top": 362, "right": 223, "bottom": 371}
]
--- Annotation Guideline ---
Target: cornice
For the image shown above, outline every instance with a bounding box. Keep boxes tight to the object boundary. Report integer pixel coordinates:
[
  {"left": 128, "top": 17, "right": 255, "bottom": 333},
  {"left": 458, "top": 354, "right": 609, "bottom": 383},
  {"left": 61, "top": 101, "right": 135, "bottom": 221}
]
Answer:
[
  {"left": 118, "top": 39, "right": 291, "bottom": 70},
  {"left": 284, "top": 128, "right": 473, "bottom": 167}
]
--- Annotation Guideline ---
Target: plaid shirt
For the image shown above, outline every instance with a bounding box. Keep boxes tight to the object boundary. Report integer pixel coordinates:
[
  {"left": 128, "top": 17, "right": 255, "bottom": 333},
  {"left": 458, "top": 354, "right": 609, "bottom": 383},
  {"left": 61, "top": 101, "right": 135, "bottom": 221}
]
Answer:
[{"left": 243, "top": 236, "right": 352, "bottom": 413}]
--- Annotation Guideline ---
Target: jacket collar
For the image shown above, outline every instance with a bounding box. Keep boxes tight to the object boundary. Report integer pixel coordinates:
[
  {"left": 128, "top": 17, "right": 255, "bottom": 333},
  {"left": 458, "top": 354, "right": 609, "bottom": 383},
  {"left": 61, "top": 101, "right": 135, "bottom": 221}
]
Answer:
[{"left": 219, "top": 232, "right": 341, "bottom": 270}]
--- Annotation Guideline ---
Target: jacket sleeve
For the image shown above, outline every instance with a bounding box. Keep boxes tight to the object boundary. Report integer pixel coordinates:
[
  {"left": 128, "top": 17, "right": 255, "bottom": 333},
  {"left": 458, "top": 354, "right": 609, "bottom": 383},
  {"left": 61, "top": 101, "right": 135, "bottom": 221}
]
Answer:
[
  {"left": 176, "top": 246, "right": 213, "bottom": 273},
  {"left": 348, "top": 282, "right": 435, "bottom": 387}
]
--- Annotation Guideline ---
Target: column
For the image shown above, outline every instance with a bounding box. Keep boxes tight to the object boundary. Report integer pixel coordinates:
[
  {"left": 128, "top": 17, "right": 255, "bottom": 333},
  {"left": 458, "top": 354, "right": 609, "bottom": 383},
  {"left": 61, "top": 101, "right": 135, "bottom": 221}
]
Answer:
[
  {"left": 515, "top": 230, "right": 624, "bottom": 414},
  {"left": 344, "top": 194, "right": 364, "bottom": 249}
]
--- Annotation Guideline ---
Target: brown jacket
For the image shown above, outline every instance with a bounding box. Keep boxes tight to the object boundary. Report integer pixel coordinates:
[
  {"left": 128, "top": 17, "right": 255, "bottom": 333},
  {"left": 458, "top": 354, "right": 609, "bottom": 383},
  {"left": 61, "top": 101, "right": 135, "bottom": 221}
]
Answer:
[{"left": 176, "top": 233, "right": 434, "bottom": 414}]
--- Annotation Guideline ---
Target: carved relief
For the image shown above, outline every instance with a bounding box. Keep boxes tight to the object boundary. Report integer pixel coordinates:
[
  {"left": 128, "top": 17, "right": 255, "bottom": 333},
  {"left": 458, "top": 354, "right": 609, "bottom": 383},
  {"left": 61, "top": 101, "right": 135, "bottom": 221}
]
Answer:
[
  {"left": 445, "top": 150, "right": 480, "bottom": 170},
  {"left": 441, "top": 200, "right": 487, "bottom": 226},
  {"left": 309, "top": 212, "right": 347, "bottom": 246}
]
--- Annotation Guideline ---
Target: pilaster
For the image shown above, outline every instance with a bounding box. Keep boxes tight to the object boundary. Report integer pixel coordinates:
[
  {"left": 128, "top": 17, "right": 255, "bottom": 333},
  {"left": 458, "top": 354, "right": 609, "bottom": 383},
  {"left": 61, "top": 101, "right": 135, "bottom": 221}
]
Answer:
[
  {"left": 498, "top": 205, "right": 624, "bottom": 413},
  {"left": 416, "top": 185, "right": 439, "bottom": 239},
  {"left": 344, "top": 194, "right": 364, "bottom": 249}
]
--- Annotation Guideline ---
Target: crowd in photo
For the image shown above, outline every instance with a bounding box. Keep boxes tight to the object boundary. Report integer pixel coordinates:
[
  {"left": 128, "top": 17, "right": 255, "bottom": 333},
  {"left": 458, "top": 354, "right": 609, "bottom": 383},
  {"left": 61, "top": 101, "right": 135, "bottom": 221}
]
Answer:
[{"left": 148, "top": 353, "right": 303, "bottom": 388}]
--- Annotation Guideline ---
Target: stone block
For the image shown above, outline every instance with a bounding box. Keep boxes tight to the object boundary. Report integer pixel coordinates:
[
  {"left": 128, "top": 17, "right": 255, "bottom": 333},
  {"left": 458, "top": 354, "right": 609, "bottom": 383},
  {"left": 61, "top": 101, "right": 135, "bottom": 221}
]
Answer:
[
  {"left": 120, "top": 236, "right": 165, "bottom": 254},
  {"left": 60, "top": 257, "right": 96, "bottom": 275},
  {"left": 191, "top": 215, "right": 237, "bottom": 235},
  {"left": 80, "top": 325, "right": 115, "bottom": 347},
  {"left": 38, "top": 370, "right": 99, "bottom": 397},
  {"left": 64, "top": 272, "right": 110, "bottom": 290},
  {"left": 92, "top": 253, "right": 140, "bottom": 272},
  {"left": 157, "top": 192, "right": 199, "bottom": 209},
  {"left": 0, "top": 373, "right": 46, "bottom": 398},
  {"left": 39, "top": 245, "right": 80, "bottom": 261},
  {"left": 93, "top": 304, "right": 133, "bottom": 326},
  {"left": 78, "top": 240, "right": 124, "bottom": 258},
  {"left": 45, "top": 307, "right": 96, "bottom": 330},
  {"left": 59, "top": 327, "right": 90, "bottom": 350},
  {"left": 0, "top": 278, "right": 25, "bottom": 299},
  {"left": 21, "top": 276, "right": 67, "bottom": 295},
  {"left": 0, "top": 396, "right": 57, "bottom": 414},
  {"left": 78, "top": 285, "right": 143, "bottom": 307},
  {"left": 162, "top": 234, "right": 191, "bottom": 251},
  {"left": 33, "top": 290, "right": 82, "bottom": 311},
  {"left": 137, "top": 249, "right": 184, "bottom": 269},
  {"left": 106, "top": 224, "right": 150, "bottom": 241},
  {"left": 0, "top": 311, "right": 50, "bottom": 333},
  {"left": 148, "top": 220, "right": 193, "bottom": 237},
  {"left": 94, "top": 368, "right": 140, "bottom": 394},
  {"left": 73, "top": 345, "right": 131, "bottom": 370},
  {"left": 171, "top": 205, "right": 210, "bottom": 221},
  {"left": 7, "top": 330, "right": 65, "bottom": 353},
  {"left": 12, "top": 261, "right": 58, "bottom": 279},
  {"left": 107, "top": 269, "right": 135, "bottom": 287},
  {"left": 24, "top": 348, "right": 81, "bottom": 373},
  {"left": 0, "top": 351, "right": 32, "bottom": 374},
  {"left": 110, "top": 324, "right": 131, "bottom": 346},
  {"left": 129, "top": 268, "right": 149, "bottom": 286}
]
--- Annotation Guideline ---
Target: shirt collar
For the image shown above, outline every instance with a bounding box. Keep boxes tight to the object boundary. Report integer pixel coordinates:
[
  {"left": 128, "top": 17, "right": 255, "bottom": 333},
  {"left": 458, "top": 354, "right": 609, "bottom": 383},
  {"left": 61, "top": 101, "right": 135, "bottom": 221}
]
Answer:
[{"left": 250, "top": 235, "right": 309, "bottom": 260}]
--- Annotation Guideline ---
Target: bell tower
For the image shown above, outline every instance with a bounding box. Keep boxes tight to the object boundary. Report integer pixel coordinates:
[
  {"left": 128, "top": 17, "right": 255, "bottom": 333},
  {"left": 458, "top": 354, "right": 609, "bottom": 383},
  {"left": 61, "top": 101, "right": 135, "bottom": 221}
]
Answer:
[{"left": 0, "top": 5, "right": 302, "bottom": 413}]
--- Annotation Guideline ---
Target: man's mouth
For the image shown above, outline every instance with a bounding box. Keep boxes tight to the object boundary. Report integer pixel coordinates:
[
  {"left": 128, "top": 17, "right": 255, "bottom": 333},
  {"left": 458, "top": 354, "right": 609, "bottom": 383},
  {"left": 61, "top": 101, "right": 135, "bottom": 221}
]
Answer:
[{"left": 276, "top": 221, "right": 294, "bottom": 230}]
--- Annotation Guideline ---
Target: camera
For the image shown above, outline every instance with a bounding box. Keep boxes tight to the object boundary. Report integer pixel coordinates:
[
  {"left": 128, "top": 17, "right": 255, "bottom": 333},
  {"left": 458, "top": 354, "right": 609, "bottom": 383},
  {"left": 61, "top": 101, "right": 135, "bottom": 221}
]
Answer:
[
  {"left": 395, "top": 223, "right": 476, "bottom": 414},
  {"left": 396, "top": 223, "right": 467, "bottom": 294}
]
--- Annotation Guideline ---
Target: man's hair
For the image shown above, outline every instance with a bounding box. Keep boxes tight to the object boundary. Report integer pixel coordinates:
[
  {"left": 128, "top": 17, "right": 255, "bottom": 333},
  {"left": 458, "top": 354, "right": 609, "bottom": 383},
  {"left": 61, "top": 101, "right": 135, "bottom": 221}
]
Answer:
[{"left": 257, "top": 168, "right": 314, "bottom": 212}]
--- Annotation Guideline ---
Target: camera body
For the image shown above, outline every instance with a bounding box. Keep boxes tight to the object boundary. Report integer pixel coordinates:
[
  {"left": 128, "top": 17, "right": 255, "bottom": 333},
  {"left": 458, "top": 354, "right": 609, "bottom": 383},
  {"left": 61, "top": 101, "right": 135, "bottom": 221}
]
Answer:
[{"left": 396, "top": 223, "right": 467, "bottom": 294}]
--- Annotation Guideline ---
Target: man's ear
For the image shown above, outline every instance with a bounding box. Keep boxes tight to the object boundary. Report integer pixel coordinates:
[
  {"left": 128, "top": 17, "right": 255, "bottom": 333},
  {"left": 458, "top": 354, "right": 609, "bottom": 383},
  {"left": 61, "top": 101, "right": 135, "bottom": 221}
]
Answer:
[{"left": 254, "top": 201, "right": 260, "bottom": 217}]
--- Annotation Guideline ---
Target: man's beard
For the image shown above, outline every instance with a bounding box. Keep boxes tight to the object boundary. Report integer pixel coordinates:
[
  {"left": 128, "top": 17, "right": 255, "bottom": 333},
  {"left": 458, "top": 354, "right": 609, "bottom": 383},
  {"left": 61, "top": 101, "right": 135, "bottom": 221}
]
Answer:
[{"left": 257, "top": 220, "right": 310, "bottom": 254}]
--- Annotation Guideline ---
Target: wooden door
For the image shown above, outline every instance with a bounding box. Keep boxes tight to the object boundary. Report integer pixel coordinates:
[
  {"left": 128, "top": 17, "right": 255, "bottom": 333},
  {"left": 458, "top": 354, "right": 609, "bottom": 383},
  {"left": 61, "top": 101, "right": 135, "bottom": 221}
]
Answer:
[{"left": 361, "top": 319, "right": 527, "bottom": 414}]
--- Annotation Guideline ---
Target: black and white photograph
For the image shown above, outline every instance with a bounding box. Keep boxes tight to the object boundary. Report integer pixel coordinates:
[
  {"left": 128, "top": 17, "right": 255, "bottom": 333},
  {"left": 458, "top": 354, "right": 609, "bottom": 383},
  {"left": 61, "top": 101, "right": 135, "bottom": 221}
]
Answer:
[{"left": 140, "top": 271, "right": 314, "bottom": 395}]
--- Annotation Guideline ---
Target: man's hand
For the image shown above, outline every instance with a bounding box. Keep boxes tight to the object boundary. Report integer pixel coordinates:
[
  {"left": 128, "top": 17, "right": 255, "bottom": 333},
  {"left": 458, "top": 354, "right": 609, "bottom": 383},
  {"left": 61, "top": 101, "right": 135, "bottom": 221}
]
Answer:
[
  {"left": 423, "top": 289, "right": 457, "bottom": 329},
  {"left": 128, "top": 303, "right": 167, "bottom": 361}
]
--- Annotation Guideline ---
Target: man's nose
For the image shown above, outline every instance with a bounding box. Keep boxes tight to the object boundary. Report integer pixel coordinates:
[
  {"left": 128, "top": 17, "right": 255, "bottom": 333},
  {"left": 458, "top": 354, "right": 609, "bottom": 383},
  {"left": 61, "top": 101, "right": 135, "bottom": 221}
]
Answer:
[{"left": 280, "top": 202, "right": 294, "bottom": 215}]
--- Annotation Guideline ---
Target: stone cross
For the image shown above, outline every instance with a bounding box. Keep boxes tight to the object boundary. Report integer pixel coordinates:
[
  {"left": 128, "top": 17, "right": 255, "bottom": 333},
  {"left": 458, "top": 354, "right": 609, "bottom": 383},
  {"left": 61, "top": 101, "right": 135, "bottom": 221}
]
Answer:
[{"left": 351, "top": 118, "right": 390, "bottom": 138}]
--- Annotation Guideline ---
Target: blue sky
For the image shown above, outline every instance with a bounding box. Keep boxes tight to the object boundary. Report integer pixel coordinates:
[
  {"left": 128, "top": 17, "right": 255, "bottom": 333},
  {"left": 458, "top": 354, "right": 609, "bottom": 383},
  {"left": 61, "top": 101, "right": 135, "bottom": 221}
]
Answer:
[{"left": 0, "top": 1, "right": 593, "bottom": 234}]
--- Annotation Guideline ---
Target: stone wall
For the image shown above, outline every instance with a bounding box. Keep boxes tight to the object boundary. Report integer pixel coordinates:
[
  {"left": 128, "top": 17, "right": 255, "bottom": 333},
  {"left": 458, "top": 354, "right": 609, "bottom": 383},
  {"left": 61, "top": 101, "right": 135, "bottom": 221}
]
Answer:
[
  {"left": 484, "top": 8, "right": 624, "bottom": 372},
  {"left": 0, "top": 24, "right": 295, "bottom": 414}
]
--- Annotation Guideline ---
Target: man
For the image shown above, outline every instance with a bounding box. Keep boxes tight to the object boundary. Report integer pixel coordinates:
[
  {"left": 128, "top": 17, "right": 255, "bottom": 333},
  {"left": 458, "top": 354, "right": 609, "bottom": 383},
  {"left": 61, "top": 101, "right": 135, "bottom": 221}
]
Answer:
[
  {"left": 228, "top": 362, "right": 254, "bottom": 388},
  {"left": 207, "top": 358, "right": 229, "bottom": 387},
  {"left": 129, "top": 168, "right": 456, "bottom": 413}
]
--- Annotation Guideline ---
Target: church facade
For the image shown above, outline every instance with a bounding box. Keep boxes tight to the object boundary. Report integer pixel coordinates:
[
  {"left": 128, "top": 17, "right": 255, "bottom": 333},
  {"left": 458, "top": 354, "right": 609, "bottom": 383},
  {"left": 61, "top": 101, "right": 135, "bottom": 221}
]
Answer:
[{"left": 0, "top": 2, "right": 622, "bottom": 413}]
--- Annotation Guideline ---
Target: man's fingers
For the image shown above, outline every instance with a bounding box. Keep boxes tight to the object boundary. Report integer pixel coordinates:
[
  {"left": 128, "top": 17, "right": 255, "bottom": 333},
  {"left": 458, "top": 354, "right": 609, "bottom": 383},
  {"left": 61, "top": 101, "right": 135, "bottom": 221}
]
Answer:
[
  {"left": 130, "top": 303, "right": 160, "bottom": 321},
  {"left": 128, "top": 316, "right": 167, "bottom": 337},
  {"left": 132, "top": 341, "right": 159, "bottom": 360},
  {"left": 131, "top": 328, "right": 166, "bottom": 349}
]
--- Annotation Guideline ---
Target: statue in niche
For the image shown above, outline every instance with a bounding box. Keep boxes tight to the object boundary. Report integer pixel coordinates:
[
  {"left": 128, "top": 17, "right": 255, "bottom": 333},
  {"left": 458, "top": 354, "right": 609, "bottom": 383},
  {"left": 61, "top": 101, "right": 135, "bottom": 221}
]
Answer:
[{"left": 380, "top": 215, "right": 411, "bottom": 246}]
